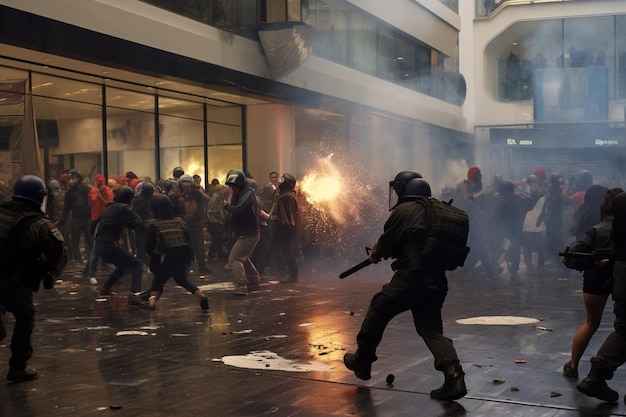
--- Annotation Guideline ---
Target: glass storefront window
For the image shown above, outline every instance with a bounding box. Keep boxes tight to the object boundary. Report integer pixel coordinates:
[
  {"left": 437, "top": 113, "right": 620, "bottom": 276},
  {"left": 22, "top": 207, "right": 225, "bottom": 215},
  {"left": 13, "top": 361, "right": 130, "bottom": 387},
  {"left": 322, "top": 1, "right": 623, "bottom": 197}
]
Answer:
[
  {"left": 158, "top": 98, "right": 204, "bottom": 181},
  {"left": 31, "top": 73, "right": 103, "bottom": 184},
  {"left": 207, "top": 106, "right": 242, "bottom": 184},
  {"left": 106, "top": 87, "right": 156, "bottom": 181},
  {"left": 1, "top": 62, "right": 245, "bottom": 188}
]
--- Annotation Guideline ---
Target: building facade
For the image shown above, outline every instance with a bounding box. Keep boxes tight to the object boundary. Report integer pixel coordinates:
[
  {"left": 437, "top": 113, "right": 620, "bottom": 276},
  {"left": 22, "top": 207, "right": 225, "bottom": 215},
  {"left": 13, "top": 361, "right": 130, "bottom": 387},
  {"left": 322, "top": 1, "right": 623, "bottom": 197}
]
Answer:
[
  {"left": 464, "top": 0, "right": 626, "bottom": 187},
  {"left": 0, "top": 0, "right": 467, "bottom": 193}
]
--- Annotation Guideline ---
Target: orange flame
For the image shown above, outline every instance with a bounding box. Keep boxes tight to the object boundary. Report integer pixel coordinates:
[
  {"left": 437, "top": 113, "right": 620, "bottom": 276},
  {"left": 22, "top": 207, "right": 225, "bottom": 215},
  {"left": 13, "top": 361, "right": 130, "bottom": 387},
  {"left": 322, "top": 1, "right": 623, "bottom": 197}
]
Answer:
[{"left": 300, "top": 154, "right": 357, "bottom": 226}]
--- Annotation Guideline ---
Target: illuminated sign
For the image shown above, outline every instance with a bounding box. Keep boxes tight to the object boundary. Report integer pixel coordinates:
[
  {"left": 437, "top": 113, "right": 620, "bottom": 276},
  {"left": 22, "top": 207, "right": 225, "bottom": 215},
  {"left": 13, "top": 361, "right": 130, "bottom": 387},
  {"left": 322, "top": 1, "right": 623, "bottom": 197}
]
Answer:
[
  {"left": 507, "top": 138, "right": 533, "bottom": 145},
  {"left": 594, "top": 139, "right": 619, "bottom": 146}
]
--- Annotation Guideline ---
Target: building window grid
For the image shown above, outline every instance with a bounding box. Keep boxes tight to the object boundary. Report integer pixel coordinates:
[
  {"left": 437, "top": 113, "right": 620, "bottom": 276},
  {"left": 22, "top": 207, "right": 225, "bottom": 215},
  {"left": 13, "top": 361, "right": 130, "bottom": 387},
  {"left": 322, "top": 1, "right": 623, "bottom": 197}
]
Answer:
[
  {"left": 139, "top": 0, "right": 461, "bottom": 105},
  {"left": 496, "top": 15, "right": 626, "bottom": 103},
  {"left": 1, "top": 64, "right": 243, "bottom": 182}
]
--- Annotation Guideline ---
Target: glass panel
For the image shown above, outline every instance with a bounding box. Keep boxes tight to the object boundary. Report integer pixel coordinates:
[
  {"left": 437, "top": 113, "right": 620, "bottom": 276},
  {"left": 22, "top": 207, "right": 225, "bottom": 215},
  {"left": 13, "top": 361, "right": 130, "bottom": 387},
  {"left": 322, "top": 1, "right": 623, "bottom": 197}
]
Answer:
[
  {"left": 33, "top": 95, "right": 103, "bottom": 184},
  {"left": 287, "top": 0, "right": 301, "bottom": 21},
  {"left": 313, "top": 4, "right": 348, "bottom": 65},
  {"left": 563, "top": 16, "right": 613, "bottom": 71},
  {"left": 159, "top": 113, "right": 204, "bottom": 180},
  {"left": 106, "top": 88, "right": 156, "bottom": 181},
  {"left": 349, "top": 12, "right": 378, "bottom": 76},
  {"left": 438, "top": 0, "right": 458, "bottom": 14},
  {"left": 618, "top": 15, "right": 626, "bottom": 98},
  {"left": 32, "top": 73, "right": 101, "bottom": 105},
  {"left": 207, "top": 106, "right": 242, "bottom": 184},
  {"left": 159, "top": 97, "right": 203, "bottom": 120}
]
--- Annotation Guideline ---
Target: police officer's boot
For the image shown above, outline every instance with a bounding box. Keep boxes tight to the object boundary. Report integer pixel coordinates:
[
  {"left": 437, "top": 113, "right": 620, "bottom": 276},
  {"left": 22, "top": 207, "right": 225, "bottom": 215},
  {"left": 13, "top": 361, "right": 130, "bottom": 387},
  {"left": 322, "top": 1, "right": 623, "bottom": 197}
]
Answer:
[
  {"left": 577, "top": 365, "right": 618, "bottom": 402},
  {"left": 430, "top": 362, "right": 467, "bottom": 401}
]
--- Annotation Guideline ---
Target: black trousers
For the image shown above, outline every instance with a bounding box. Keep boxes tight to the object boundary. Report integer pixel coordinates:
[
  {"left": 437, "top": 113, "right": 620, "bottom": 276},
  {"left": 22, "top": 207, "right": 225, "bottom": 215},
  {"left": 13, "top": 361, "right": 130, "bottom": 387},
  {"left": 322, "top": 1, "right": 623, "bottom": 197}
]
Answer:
[
  {"left": 355, "top": 269, "right": 460, "bottom": 371},
  {"left": 0, "top": 284, "right": 36, "bottom": 371},
  {"left": 591, "top": 260, "right": 626, "bottom": 377}
]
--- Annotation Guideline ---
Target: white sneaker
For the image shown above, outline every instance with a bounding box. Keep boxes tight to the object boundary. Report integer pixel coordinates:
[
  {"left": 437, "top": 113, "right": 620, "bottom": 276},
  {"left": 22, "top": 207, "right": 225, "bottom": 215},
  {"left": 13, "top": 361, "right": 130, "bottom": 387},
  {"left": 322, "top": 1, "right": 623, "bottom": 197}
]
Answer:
[{"left": 88, "top": 277, "right": 98, "bottom": 285}]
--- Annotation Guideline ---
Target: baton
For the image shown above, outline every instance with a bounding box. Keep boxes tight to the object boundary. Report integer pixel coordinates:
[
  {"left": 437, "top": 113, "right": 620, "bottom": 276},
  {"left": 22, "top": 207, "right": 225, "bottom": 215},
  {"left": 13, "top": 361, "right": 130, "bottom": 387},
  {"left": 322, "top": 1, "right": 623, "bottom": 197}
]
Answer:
[
  {"left": 339, "top": 259, "right": 372, "bottom": 279},
  {"left": 339, "top": 247, "right": 373, "bottom": 279}
]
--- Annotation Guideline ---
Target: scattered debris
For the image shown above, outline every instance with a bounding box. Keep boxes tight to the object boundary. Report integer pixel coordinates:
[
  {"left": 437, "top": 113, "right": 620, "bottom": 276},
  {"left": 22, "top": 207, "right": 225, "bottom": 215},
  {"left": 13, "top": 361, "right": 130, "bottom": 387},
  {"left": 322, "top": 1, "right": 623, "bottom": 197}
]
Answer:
[
  {"left": 493, "top": 378, "right": 506, "bottom": 384},
  {"left": 510, "top": 386, "right": 519, "bottom": 392},
  {"left": 550, "top": 391, "right": 562, "bottom": 397},
  {"left": 514, "top": 360, "right": 526, "bottom": 364},
  {"left": 386, "top": 374, "right": 395, "bottom": 386}
]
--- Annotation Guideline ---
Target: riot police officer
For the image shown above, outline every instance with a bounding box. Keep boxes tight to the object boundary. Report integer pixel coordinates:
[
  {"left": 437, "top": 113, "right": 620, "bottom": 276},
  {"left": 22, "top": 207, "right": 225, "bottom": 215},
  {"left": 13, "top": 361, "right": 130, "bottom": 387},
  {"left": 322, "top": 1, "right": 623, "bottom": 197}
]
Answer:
[
  {"left": 0, "top": 175, "right": 67, "bottom": 382},
  {"left": 344, "top": 173, "right": 467, "bottom": 401}
]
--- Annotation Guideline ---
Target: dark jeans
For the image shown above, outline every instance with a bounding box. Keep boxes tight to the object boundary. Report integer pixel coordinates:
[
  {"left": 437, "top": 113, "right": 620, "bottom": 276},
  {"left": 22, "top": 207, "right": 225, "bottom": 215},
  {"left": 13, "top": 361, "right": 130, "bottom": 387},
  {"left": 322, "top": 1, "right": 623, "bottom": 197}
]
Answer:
[
  {"left": 590, "top": 260, "right": 626, "bottom": 377},
  {"left": 188, "top": 222, "right": 207, "bottom": 270},
  {"left": 0, "top": 286, "right": 36, "bottom": 371},
  {"left": 355, "top": 269, "right": 459, "bottom": 370},
  {"left": 275, "top": 225, "right": 298, "bottom": 278},
  {"left": 150, "top": 247, "right": 197, "bottom": 294},
  {"left": 100, "top": 243, "right": 144, "bottom": 293},
  {"left": 70, "top": 218, "right": 93, "bottom": 261}
]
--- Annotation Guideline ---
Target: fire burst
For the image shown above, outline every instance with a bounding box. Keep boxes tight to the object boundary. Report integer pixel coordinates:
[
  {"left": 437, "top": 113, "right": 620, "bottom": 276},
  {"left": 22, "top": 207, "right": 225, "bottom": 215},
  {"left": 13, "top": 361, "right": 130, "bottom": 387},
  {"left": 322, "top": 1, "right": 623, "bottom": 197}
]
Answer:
[
  {"left": 299, "top": 153, "right": 386, "bottom": 259},
  {"left": 300, "top": 154, "right": 355, "bottom": 225}
]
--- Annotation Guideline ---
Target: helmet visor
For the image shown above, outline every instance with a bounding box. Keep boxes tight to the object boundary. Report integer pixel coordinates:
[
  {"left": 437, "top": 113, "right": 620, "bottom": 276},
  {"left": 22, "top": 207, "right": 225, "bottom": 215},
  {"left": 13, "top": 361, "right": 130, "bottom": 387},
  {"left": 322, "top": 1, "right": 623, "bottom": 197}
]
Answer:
[
  {"left": 40, "top": 194, "right": 48, "bottom": 214},
  {"left": 388, "top": 180, "right": 398, "bottom": 211}
]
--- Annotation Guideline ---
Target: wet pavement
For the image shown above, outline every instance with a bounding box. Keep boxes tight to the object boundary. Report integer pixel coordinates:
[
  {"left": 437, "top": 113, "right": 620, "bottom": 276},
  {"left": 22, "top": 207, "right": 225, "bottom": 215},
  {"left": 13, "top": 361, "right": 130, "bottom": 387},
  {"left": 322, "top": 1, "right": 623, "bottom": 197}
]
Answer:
[{"left": 2, "top": 255, "right": 626, "bottom": 417}]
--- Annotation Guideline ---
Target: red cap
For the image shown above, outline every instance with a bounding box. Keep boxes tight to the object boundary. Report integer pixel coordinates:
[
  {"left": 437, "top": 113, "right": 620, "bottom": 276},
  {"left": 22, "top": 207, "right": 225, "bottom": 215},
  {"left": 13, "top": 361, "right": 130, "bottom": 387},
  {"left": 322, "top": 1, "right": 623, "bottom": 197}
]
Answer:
[
  {"left": 129, "top": 178, "right": 140, "bottom": 190},
  {"left": 95, "top": 174, "right": 106, "bottom": 183},
  {"left": 534, "top": 167, "right": 546, "bottom": 181},
  {"left": 467, "top": 166, "right": 481, "bottom": 183}
]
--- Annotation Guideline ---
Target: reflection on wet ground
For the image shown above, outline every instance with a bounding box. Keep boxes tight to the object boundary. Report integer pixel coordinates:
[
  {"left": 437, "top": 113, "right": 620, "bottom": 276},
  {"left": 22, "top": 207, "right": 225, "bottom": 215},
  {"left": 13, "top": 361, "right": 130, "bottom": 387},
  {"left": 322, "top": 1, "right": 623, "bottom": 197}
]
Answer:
[{"left": 1, "top": 256, "right": 626, "bottom": 416}]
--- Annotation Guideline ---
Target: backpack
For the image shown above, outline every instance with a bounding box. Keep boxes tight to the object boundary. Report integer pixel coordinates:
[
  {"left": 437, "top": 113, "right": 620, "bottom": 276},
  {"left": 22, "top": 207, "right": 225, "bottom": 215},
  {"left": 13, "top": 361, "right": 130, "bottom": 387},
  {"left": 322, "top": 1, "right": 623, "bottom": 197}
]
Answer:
[{"left": 415, "top": 197, "right": 470, "bottom": 271}]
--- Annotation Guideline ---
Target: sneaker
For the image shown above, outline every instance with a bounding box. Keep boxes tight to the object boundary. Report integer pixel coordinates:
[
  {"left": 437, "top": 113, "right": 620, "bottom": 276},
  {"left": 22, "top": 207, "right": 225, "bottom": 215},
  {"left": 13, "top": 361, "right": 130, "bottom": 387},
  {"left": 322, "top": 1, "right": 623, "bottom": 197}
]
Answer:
[
  {"left": 88, "top": 277, "right": 98, "bottom": 285},
  {"left": 200, "top": 297, "right": 210, "bottom": 311},
  {"left": 343, "top": 353, "right": 372, "bottom": 381},
  {"left": 7, "top": 367, "right": 38, "bottom": 382},
  {"left": 563, "top": 361, "right": 579, "bottom": 379}
]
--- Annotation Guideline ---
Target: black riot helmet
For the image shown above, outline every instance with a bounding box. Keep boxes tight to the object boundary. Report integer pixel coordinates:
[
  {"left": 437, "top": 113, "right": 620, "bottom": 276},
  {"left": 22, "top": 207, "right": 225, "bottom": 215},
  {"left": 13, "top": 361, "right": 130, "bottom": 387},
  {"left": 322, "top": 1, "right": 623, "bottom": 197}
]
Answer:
[
  {"left": 389, "top": 170, "right": 422, "bottom": 210},
  {"left": 279, "top": 173, "right": 296, "bottom": 192},
  {"left": 67, "top": 169, "right": 84, "bottom": 186},
  {"left": 397, "top": 178, "right": 432, "bottom": 206},
  {"left": 225, "top": 169, "right": 246, "bottom": 188},
  {"left": 13, "top": 174, "right": 48, "bottom": 212},
  {"left": 150, "top": 193, "right": 174, "bottom": 220},
  {"left": 114, "top": 185, "right": 135, "bottom": 205}
]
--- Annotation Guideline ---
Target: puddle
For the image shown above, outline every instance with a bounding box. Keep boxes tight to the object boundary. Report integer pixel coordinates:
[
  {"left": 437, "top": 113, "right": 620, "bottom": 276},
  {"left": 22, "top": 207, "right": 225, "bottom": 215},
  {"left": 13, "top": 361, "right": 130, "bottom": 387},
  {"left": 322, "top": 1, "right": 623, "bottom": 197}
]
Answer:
[
  {"left": 456, "top": 316, "right": 540, "bottom": 325},
  {"left": 221, "top": 350, "right": 331, "bottom": 372}
]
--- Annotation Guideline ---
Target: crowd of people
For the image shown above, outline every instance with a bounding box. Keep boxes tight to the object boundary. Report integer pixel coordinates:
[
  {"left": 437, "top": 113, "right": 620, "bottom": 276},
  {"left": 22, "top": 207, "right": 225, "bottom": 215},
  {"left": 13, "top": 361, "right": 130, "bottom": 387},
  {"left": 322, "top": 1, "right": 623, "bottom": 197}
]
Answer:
[
  {"left": 3, "top": 163, "right": 626, "bottom": 406},
  {"left": 35, "top": 166, "right": 302, "bottom": 300},
  {"left": 447, "top": 166, "right": 622, "bottom": 281}
]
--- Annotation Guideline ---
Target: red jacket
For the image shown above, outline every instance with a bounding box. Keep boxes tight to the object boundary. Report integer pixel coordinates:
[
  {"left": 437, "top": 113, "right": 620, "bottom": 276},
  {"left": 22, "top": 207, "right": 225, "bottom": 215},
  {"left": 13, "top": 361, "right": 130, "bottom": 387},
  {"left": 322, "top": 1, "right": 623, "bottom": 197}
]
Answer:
[{"left": 89, "top": 184, "right": 113, "bottom": 221}]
